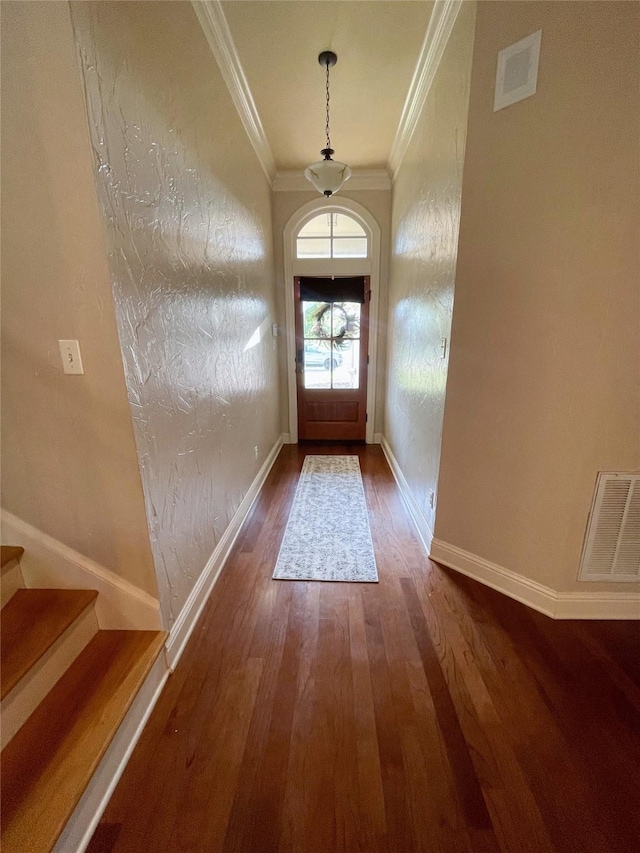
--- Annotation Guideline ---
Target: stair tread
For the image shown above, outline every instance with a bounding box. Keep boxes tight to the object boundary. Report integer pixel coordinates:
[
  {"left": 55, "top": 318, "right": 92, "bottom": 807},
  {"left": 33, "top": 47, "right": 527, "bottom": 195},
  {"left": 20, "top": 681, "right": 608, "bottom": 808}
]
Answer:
[
  {"left": 1, "top": 546, "right": 24, "bottom": 572},
  {"left": 1, "top": 629, "right": 167, "bottom": 853},
  {"left": 1, "top": 589, "right": 99, "bottom": 700}
]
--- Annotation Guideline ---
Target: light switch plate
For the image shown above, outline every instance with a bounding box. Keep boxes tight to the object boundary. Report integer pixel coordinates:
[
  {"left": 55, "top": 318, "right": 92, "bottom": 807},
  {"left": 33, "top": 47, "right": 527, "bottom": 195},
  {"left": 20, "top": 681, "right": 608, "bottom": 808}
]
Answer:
[{"left": 58, "top": 340, "right": 84, "bottom": 374}]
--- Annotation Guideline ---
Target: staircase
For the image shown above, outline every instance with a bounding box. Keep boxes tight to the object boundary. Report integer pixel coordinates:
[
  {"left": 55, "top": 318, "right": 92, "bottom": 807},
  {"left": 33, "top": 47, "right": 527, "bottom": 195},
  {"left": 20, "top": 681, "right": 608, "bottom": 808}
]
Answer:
[{"left": 0, "top": 545, "right": 167, "bottom": 853}]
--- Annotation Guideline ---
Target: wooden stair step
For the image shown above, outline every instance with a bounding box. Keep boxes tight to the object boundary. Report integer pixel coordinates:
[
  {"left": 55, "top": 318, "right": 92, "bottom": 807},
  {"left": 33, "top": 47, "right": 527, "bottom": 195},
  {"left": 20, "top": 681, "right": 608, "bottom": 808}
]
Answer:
[
  {"left": 1, "top": 629, "right": 167, "bottom": 853},
  {"left": 1, "top": 556, "right": 25, "bottom": 611},
  {"left": 1, "top": 546, "right": 24, "bottom": 573},
  {"left": 1, "top": 589, "right": 98, "bottom": 700}
]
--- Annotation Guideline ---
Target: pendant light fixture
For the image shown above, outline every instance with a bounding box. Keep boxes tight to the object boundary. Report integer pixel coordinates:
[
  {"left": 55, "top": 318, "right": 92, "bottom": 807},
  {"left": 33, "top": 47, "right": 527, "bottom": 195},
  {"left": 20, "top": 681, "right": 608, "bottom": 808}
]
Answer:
[{"left": 304, "top": 51, "right": 352, "bottom": 197}]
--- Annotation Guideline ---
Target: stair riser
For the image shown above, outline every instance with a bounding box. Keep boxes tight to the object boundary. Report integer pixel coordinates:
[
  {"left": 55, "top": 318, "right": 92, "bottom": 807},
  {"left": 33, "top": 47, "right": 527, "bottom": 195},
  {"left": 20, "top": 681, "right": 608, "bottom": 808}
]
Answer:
[
  {"left": 1, "top": 605, "right": 99, "bottom": 748},
  {"left": 1, "top": 561, "right": 25, "bottom": 609}
]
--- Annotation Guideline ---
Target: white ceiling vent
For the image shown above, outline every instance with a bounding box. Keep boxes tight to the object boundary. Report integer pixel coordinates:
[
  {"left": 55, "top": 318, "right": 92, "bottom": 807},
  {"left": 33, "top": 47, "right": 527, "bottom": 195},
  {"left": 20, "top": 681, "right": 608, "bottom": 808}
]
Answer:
[{"left": 579, "top": 473, "right": 640, "bottom": 582}]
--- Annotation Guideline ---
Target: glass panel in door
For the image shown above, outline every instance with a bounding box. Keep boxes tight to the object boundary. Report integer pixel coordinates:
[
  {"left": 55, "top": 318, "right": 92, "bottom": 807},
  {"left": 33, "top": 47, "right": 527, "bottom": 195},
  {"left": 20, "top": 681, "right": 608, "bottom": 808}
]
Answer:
[{"left": 301, "top": 300, "right": 362, "bottom": 391}]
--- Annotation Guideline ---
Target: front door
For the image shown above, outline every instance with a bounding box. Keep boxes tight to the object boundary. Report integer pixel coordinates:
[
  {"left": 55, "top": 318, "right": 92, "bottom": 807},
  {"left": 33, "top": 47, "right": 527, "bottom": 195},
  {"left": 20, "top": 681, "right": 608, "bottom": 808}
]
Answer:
[{"left": 295, "top": 276, "right": 370, "bottom": 441}]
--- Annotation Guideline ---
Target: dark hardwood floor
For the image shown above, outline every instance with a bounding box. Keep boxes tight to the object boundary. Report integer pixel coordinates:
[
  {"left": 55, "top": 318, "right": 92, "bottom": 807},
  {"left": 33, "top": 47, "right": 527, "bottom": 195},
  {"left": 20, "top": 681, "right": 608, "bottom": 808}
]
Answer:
[{"left": 88, "top": 444, "right": 640, "bottom": 853}]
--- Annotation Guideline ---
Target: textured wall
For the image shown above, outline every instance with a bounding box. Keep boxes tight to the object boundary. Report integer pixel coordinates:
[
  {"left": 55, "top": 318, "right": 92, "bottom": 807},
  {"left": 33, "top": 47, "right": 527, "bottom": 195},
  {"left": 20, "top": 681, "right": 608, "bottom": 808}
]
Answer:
[
  {"left": 272, "top": 189, "right": 391, "bottom": 437},
  {"left": 385, "top": 2, "right": 476, "bottom": 533},
  {"left": 435, "top": 1, "right": 640, "bottom": 592},
  {"left": 1, "top": 1, "right": 158, "bottom": 596},
  {"left": 71, "top": 1, "right": 280, "bottom": 627}
]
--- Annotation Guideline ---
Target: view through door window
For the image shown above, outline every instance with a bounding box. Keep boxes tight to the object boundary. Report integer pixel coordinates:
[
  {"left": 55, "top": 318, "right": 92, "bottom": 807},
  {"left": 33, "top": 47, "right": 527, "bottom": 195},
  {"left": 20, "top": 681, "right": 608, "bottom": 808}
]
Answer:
[{"left": 302, "top": 301, "right": 361, "bottom": 390}]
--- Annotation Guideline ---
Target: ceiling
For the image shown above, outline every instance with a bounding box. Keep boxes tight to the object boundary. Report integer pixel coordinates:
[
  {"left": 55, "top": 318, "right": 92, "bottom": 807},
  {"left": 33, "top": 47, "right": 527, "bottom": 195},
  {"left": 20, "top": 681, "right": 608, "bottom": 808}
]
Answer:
[{"left": 221, "top": 1, "right": 435, "bottom": 172}]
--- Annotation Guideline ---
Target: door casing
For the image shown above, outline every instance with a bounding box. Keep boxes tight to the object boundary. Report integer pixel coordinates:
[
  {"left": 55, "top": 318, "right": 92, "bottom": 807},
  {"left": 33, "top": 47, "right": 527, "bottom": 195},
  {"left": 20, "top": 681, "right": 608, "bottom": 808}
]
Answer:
[{"left": 283, "top": 197, "right": 381, "bottom": 444}]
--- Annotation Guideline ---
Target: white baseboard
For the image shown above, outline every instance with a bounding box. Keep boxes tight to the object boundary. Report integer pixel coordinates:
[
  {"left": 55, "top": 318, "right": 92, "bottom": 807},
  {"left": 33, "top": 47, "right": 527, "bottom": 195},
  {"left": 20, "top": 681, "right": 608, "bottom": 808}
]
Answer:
[
  {"left": 430, "top": 539, "right": 640, "bottom": 620},
  {"left": 0, "top": 510, "right": 162, "bottom": 630},
  {"left": 380, "top": 436, "right": 434, "bottom": 553},
  {"left": 52, "top": 649, "right": 169, "bottom": 853},
  {"left": 282, "top": 432, "right": 292, "bottom": 444},
  {"left": 372, "top": 432, "right": 383, "bottom": 445},
  {"left": 165, "top": 433, "right": 285, "bottom": 670},
  {"left": 554, "top": 594, "right": 640, "bottom": 619}
]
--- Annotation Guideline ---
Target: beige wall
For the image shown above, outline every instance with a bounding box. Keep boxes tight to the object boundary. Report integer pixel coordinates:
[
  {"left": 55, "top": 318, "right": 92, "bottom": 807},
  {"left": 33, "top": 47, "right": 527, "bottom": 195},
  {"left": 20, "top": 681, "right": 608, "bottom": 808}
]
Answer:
[
  {"left": 70, "top": 1, "right": 281, "bottom": 627},
  {"left": 272, "top": 189, "right": 391, "bottom": 436},
  {"left": 1, "top": 1, "right": 158, "bottom": 596},
  {"left": 436, "top": 1, "right": 640, "bottom": 592},
  {"left": 384, "top": 2, "right": 477, "bottom": 533}
]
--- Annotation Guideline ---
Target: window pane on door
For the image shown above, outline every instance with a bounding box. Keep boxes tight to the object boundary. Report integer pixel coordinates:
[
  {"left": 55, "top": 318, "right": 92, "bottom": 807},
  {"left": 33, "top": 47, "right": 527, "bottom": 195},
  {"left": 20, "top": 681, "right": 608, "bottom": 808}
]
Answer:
[
  {"left": 333, "top": 340, "right": 359, "bottom": 389},
  {"left": 303, "top": 301, "right": 331, "bottom": 338},
  {"left": 303, "top": 341, "right": 332, "bottom": 389},
  {"left": 332, "top": 302, "right": 361, "bottom": 339}
]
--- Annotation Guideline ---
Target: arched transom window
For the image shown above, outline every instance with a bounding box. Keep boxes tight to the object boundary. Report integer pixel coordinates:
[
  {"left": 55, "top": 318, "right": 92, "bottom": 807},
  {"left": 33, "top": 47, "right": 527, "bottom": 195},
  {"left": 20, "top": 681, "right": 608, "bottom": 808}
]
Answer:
[{"left": 296, "top": 213, "right": 368, "bottom": 260}]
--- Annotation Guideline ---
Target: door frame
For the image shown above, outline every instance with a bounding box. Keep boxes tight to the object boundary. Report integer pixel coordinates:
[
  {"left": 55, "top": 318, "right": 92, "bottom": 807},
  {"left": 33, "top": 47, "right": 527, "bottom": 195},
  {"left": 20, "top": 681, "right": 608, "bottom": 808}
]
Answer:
[
  {"left": 295, "top": 276, "right": 371, "bottom": 441},
  {"left": 283, "top": 197, "right": 381, "bottom": 444}
]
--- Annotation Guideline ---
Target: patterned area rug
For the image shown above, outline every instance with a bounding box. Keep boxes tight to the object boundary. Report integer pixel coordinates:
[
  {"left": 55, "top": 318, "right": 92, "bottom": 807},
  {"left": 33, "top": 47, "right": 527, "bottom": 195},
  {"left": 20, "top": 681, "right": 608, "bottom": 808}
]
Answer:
[{"left": 273, "top": 455, "right": 378, "bottom": 583}]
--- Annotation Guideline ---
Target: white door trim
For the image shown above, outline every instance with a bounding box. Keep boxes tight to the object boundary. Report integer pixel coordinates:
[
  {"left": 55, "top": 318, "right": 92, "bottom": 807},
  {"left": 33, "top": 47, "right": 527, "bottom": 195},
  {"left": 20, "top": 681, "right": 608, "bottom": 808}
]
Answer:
[{"left": 283, "top": 197, "right": 381, "bottom": 444}]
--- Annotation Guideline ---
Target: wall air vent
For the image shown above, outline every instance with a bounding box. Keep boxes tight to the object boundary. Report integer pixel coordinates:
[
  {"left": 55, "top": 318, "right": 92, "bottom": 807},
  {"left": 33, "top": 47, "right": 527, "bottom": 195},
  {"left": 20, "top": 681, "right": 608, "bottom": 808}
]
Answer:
[
  {"left": 494, "top": 30, "right": 542, "bottom": 112},
  {"left": 579, "top": 473, "right": 640, "bottom": 582}
]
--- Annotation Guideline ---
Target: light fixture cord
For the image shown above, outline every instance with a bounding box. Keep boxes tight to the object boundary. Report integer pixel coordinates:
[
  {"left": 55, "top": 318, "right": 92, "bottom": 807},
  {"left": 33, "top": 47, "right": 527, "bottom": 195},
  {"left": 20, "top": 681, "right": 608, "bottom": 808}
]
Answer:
[{"left": 325, "top": 58, "right": 331, "bottom": 150}]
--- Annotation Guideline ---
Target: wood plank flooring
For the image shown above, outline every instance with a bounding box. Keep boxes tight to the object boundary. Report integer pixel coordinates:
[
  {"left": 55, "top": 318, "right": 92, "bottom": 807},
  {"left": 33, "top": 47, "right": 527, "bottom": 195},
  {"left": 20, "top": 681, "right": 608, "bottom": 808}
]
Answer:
[{"left": 87, "top": 444, "right": 640, "bottom": 853}]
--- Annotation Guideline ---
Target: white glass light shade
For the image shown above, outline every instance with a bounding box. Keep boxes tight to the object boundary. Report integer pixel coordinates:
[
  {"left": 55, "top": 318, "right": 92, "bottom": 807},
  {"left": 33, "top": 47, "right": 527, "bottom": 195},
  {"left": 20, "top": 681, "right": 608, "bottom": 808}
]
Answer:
[{"left": 304, "top": 159, "right": 352, "bottom": 197}]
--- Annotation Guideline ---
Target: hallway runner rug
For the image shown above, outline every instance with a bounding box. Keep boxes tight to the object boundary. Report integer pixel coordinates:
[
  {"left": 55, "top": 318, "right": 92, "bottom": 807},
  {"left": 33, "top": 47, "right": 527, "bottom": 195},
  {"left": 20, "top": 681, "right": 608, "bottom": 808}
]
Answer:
[{"left": 273, "top": 455, "right": 378, "bottom": 583}]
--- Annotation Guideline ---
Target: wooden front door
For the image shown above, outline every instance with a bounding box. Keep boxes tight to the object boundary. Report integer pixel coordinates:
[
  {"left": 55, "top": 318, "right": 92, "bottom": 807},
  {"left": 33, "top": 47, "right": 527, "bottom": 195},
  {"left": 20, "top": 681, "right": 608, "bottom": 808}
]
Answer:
[{"left": 295, "top": 276, "right": 370, "bottom": 441}]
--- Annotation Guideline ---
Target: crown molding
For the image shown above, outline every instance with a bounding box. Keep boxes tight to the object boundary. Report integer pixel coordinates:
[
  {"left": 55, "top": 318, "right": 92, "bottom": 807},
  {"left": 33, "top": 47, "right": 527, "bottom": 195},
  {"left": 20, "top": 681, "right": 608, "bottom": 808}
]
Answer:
[
  {"left": 193, "top": 0, "right": 462, "bottom": 189},
  {"left": 191, "top": 0, "right": 277, "bottom": 184},
  {"left": 273, "top": 169, "right": 391, "bottom": 193},
  {"left": 388, "top": 0, "right": 463, "bottom": 182}
]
